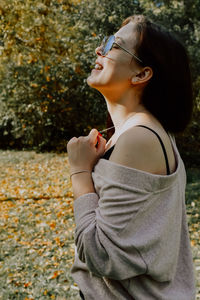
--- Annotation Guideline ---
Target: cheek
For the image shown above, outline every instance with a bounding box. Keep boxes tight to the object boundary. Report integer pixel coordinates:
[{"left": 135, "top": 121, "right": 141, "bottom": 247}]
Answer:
[
  {"left": 105, "top": 60, "right": 132, "bottom": 83},
  {"left": 87, "top": 56, "right": 132, "bottom": 88}
]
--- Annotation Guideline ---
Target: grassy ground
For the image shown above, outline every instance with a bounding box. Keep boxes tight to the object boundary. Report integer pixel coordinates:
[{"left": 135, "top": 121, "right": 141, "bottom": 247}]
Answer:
[{"left": 0, "top": 150, "right": 199, "bottom": 300}]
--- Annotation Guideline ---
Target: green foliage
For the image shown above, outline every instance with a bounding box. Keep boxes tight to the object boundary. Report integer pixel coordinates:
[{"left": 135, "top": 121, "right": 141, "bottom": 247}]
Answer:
[
  {"left": 0, "top": 0, "right": 105, "bottom": 150},
  {"left": 0, "top": 0, "right": 141, "bottom": 150},
  {"left": 0, "top": 0, "right": 200, "bottom": 161}
]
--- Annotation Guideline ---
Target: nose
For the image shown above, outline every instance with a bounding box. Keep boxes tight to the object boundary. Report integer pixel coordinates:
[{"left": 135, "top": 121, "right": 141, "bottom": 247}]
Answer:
[{"left": 95, "top": 45, "right": 103, "bottom": 56}]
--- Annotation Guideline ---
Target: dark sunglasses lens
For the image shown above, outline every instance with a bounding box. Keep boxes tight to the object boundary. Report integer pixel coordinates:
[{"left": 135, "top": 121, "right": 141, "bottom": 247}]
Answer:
[
  {"left": 102, "top": 35, "right": 115, "bottom": 56},
  {"left": 102, "top": 36, "right": 107, "bottom": 44}
]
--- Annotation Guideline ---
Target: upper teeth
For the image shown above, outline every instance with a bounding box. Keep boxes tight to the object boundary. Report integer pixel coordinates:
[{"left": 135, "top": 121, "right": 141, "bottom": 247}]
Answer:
[{"left": 95, "top": 64, "right": 103, "bottom": 70}]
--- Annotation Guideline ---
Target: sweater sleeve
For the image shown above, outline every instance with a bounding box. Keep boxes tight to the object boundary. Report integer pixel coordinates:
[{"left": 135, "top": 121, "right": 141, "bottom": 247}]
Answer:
[
  {"left": 73, "top": 192, "right": 147, "bottom": 280},
  {"left": 73, "top": 159, "right": 183, "bottom": 282}
]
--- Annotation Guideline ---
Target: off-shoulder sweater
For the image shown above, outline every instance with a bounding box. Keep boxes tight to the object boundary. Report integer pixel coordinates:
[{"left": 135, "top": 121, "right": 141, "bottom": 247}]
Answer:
[{"left": 70, "top": 135, "right": 196, "bottom": 300}]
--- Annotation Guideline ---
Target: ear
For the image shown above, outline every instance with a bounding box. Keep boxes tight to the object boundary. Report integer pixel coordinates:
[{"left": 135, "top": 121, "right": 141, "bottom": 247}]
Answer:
[{"left": 131, "top": 67, "right": 153, "bottom": 85}]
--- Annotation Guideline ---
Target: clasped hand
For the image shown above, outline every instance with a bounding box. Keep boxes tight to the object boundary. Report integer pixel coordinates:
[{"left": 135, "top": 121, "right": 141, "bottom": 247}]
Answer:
[{"left": 67, "top": 129, "right": 107, "bottom": 173}]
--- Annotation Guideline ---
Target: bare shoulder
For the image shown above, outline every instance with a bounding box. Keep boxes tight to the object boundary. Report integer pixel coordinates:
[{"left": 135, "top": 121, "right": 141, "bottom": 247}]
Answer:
[{"left": 109, "top": 126, "right": 176, "bottom": 175}]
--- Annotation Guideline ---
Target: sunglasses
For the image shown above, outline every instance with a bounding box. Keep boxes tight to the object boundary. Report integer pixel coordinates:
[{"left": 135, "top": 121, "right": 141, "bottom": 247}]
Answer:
[{"left": 100, "top": 35, "right": 143, "bottom": 64}]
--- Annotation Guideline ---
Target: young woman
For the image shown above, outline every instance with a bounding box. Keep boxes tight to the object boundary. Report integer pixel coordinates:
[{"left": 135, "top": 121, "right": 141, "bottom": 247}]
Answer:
[{"left": 67, "top": 15, "right": 196, "bottom": 300}]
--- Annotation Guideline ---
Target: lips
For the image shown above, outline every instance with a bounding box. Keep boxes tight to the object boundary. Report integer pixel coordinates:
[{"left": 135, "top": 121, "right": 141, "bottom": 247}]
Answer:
[{"left": 94, "top": 60, "right": 103, "bottom": 70}]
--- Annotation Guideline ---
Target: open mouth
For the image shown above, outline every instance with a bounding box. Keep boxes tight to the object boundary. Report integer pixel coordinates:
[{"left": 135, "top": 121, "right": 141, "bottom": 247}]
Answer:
[{"left": 94, "top": 62, "right": 103, "bottom": 70}]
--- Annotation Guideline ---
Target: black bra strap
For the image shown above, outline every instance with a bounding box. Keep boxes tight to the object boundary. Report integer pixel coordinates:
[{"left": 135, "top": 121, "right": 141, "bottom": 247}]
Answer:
[{"left": 136, "top": 125, "right": 170, "bottom": 175}]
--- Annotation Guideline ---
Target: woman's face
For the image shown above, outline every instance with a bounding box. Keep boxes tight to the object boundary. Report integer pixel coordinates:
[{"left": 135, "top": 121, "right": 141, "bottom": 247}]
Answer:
[{"left": 87, "top": 22, "right": 140, "bottom": 95}]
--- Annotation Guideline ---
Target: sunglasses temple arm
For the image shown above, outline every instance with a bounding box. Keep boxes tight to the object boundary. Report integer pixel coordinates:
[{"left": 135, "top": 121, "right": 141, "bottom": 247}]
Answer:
[
  {"left": 115, "top": 42, "right": 142, "bottom": 63},
  {"left": 124, "top": 48, "right": 143, "bottom": 63}
]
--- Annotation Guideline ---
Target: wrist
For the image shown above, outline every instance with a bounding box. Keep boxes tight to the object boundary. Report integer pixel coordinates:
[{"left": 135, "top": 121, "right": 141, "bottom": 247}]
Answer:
[
  {"left": 71, "top": 171, "right": 95, "bottom": 199},
  {"left": 70, "top": 169, "right": 92, "bottom": 180}
]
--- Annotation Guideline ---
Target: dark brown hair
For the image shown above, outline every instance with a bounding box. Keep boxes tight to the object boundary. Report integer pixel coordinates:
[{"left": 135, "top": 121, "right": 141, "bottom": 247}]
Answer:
[{"left": 107, "top": 15, "right": 193, "bottom": 136}]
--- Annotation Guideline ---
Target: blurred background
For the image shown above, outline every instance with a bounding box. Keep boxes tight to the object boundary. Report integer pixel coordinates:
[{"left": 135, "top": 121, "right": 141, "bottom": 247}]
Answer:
[{"left": 0, "top": 0, "right": 199, "bottom": 167}]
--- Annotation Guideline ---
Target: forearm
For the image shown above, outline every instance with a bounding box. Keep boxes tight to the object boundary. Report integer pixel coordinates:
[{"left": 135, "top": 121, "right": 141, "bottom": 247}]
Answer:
[{"left": 71, "top": 172, "right": 96, "bottom": 200}]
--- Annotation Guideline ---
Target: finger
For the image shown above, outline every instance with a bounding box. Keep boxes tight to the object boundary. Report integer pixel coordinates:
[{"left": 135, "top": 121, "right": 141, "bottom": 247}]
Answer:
[
  {"left": 88, "top": 128, "right": 99, "bottom": 138},
  {"left": 88, "top": 128, "right": 99, "bottom": 146},
  {"left": 67, "top": 137, "right": 78, "bottom": 145},
  {"left": 67, "top": 137, "right": 78, "bottom": 151},
  {"left": 95, "top": 135, "right": 100, "bottom": 148},
  {"left": 96, "top": 132, "right": 103, "bottom": 146},
  {"left": 70, "top": 136, "right": 78, "bottom": 141},
  {"left": 96, "top": 135, "right": 106, "bottom": 154}
]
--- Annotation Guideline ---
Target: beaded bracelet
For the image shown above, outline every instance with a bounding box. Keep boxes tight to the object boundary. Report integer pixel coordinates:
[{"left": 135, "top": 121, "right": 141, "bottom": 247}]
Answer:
[{"left": 70, "top": 170, "right": 91, "bottom": 180}]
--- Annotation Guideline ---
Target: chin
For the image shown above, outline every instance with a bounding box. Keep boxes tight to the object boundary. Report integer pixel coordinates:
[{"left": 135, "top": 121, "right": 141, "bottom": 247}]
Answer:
[
  {"left": 86, "top": 75, "right": 94, "bottom": 87},
  {"left": 86, "top": 70, "right": 116, "bottom": 94},
  {"left": 87, "top": 74, "right": 102, "bottom": 90}
]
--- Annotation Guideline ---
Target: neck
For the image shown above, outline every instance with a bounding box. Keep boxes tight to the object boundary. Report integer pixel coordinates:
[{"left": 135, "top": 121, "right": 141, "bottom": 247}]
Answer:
[{"left": 104, "top": 88, "right": 146, "bottom": 135}]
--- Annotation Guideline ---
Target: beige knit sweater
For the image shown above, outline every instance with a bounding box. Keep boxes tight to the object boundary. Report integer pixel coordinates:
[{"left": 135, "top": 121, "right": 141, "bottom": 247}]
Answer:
[{"left": 71, "top": 135, "right": 196, "bottom": 300}]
